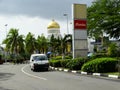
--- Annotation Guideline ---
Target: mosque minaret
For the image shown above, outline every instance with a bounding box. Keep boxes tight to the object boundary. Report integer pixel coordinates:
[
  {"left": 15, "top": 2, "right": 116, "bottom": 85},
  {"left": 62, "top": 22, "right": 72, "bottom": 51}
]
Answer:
[{"left": 47, "top": 19, "right": 61, "bottom": 39}]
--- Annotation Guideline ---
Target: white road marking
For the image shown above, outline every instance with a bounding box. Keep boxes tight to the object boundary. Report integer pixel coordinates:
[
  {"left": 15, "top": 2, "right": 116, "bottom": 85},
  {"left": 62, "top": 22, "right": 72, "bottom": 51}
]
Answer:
[{"left": 21, "top": 65, "right": 47, "bottom": 80}]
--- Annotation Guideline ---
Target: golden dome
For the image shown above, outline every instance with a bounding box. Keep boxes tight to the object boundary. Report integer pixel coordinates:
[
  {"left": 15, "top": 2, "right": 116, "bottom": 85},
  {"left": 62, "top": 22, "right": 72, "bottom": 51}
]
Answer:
[{"left": 47, "top": 19, "right": 60, "bottom": 29}]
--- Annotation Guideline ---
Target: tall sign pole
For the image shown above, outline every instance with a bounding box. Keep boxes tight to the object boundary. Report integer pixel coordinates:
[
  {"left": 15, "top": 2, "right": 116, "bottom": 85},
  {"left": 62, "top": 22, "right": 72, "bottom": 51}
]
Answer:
[{"left": 72, "top": 4, "right": 88, "bottom": 58}]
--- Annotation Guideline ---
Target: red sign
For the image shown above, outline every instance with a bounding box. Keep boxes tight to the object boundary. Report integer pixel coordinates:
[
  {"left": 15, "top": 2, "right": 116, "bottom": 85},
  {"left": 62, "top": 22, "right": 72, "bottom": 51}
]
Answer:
[{"left": 74, "top": 20, "right": 87, "bottom": 29}]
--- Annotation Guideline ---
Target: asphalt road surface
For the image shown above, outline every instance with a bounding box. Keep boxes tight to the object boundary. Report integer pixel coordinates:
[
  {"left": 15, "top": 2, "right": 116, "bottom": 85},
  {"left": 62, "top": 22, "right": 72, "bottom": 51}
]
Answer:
[{"left": 0, "top": 63, "right": 120, "bottom": 90}]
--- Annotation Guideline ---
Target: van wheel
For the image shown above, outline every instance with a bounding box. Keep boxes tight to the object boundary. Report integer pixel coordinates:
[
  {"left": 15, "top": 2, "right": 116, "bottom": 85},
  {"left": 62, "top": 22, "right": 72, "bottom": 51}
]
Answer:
[
  {"left": 32, "top": 68, "right": 36, "bottom": 72},
  {"left": 30, "top": 66, "right": 33, "bottom": 71},
  {"left": 45, "top": 68, "right": 49, "bottom": 71}
]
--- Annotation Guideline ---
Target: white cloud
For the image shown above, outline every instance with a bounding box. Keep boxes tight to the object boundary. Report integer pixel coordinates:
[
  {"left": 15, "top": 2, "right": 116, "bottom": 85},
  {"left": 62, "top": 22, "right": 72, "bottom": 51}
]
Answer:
[
  {"left": 0, "top": 15, "right": 70, "bottom": 44},
  {"left": 0, "top": 0, "right": 94, "bottom": 44}
]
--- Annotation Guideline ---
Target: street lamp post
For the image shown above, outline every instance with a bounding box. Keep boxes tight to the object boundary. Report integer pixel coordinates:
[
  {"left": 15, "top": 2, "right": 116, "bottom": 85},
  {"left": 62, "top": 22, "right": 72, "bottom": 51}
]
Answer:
[
  {"left": 4, "top": 24, "right": 8, "bottom": 63},
  {"left": 63, "top": 14, "right": 69, "bottom": 34},
  {"left": 5, "top": 24, "right": 8, "bottom": 38}
]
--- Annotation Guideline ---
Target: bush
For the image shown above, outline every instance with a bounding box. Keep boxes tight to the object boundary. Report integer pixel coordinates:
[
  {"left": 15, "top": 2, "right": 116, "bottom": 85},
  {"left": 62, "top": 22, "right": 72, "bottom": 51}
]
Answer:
[
  {"left": 60, "top": 59, "right": 71, "bottom": 68},
  {"left": 51, "top": 55, "right": 72, "bottom": 60},
  {"left": 50, "top": 59, "right": 71, "bottom": 68},
  {"left": 49, "top": 55, "right": 72, "bottom": 68},
  {"left": 90, "top": 53, "right": 108, "bottom": 60},
  {"left": 65, "top": 56, "right": 72, "bottom": 59},
  {"left": 51, "top": 56, "right": 62, "bottom": 60},
  {"left": 12, "top": 55, "right": 24, "bottom": 64},
  {"left": 107, "top": 43, "right": 118, "bottom": 57},
  {"left": 66, "top": 57, "right": 89, "bottom": 70},
  {"left": 81, "top": 58, "right": 118, "bottom": 73},
  {"left": 49, "top": 60, "right": 61, "bottom": 67}
]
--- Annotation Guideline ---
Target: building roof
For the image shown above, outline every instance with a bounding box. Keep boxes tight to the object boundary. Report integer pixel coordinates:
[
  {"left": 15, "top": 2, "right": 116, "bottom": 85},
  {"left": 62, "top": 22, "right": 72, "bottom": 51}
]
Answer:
[{"left": 47, "top": 19, "right": 60, "bottom": 29}]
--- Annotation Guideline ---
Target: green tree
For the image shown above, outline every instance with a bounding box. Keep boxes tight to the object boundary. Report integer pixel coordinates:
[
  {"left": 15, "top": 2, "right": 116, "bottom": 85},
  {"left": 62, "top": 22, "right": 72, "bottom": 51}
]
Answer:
[
  {"left": 2, "top": 28, "right": 25, "bottom": 63},
  {"left": 107, "top": 43, "right": 118, "bottom": 57},
  {"left": 36, "top": 34, "right": 48, "bottom": 53},
  {"left": 17, "top": 35, "right": 25, "bottom": 53},
  {"left": 49, "top": 34, "right": 72, "bottom": 57},
  {"left": 3, "top": 28, "right": 20, "bottom": 54},
  {"left": 25, "top": 32, "right": 37, "bottom": 54},
  {"left": 49, "top": 35, "right": 59, "bottom": 56},
  {"left": 88, "top": 0, "right": 120, "bottom": 39},
  {"left": 60, "top": 34, "right": 72, "bottom": 58}
]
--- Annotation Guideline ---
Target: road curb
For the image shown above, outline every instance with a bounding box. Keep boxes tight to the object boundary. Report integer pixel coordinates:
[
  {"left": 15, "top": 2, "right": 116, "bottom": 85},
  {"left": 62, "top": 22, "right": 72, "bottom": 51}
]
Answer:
[{"left": 50, "top": 66, "right": 120, "bottom": 79}]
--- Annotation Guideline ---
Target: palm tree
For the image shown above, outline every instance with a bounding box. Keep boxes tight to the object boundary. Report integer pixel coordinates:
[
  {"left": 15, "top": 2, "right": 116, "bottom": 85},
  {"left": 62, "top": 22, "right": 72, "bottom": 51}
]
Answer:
[
  {"left": 25, "top": 32, "right": 37, "bottom": 54},
  {"left": 49, "top": 35, "right": 60, "bottom": 56},
  {"left": 60, "top": 34, "right": 72, "bottom": 59},
  {"left": 17, "top": 35, "right": 25, "bottom": 54},
  {"left": 48, "top": 34, "right": 72, "bottom": 57},
  {"left": 37, "top": 34, "right": 48, "bottom": 54},
  {"left": 2, "top": 28, "right": 26, "bottom": 63},
  {"left": 3, "top": 28, "right": 20, "bottom": 54}
]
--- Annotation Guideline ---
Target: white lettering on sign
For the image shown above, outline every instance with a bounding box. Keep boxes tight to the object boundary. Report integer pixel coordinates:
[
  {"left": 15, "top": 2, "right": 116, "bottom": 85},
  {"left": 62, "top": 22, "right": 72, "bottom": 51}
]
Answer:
[{"left": 75, "top": 23, "right": 86, "bottom": 27}]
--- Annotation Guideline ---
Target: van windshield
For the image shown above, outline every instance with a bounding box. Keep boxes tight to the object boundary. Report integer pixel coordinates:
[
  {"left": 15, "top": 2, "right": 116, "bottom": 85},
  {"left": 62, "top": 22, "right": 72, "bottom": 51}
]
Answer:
[{"left": 33, "top": 55, "right": 48, "bottom": 61}]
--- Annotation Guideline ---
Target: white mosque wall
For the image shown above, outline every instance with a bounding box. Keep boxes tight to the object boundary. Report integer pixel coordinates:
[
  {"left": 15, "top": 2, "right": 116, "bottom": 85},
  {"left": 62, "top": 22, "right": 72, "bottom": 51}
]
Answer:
[{"left": 47, "top": 28, "right": 60, "bottom": 34}]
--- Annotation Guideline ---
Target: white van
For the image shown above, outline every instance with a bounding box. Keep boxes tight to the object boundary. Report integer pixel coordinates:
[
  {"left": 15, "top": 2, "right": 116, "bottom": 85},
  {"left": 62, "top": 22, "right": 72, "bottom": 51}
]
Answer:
[{"left": 30, "top": 54, "right": 49, "bottom": 71}]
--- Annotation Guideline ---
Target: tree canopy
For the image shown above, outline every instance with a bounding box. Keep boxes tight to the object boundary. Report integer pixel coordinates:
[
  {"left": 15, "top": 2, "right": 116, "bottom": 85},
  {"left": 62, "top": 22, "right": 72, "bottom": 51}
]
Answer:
[
  {"left": 2, "top": 28, "right": 72, "bottom": 61},
  {"left": 87, "top": 0, "right": 120, "bottom": 39},
  {"left": 2, "top": 28, "right": 24, "bottom": 54}
]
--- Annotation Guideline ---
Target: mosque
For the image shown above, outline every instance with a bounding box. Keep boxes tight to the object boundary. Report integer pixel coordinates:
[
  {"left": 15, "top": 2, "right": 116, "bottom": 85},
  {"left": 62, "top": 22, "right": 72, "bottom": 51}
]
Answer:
[
  {"left": 47, "top": 19, "right": 61, "bottom": 39},
  {"left": 47, "top": 19, "right": 72, "bottom": 53}
]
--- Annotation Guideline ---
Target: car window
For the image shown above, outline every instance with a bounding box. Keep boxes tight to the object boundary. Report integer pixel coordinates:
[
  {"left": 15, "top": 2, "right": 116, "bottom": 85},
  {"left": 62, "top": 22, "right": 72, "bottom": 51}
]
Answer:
[{"left": 33, "top": 56, "right": 48, "bottom": 61}]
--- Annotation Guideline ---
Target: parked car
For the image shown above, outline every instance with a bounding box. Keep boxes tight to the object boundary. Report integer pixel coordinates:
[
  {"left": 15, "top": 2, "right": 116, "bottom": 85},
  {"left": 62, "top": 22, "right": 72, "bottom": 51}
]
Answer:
[{"left": 30, "top": 54, "right": 49, "bottom": 71}]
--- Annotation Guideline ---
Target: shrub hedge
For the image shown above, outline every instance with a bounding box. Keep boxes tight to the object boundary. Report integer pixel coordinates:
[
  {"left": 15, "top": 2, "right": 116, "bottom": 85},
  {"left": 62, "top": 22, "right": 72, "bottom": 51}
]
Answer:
[
  {"left": 66, "top": 57, "right": 89, "bottom": 70},
  {"left": 50, "top": 57, "right": 90, "bottom": 70},
  {"left": 81, "top": 58, "right": 118, "bottom": 73},
  {"left": 49, "top": 60, "right": 61, "bottom": 67},
  {"left": 60, "top": 59, "right": 71, "bottom": 68},
  {"left": 51, "top": 56, "right": 62, "bottom": 60},
  {"left": 50, "top": 56, "right": 72, "bottom": 60}
]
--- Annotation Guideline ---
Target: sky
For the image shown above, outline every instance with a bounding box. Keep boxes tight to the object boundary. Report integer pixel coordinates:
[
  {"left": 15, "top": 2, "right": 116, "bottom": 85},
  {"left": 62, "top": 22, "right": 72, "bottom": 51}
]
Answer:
[{"left": 0, "top": 0, "right": 94, "bottom": 44}]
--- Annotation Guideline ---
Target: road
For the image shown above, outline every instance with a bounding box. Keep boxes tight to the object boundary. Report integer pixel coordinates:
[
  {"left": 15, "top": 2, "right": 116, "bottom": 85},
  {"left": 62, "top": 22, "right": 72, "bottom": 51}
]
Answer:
[{"left": 0, "top": 64, "right": 120, "bottom": 90}]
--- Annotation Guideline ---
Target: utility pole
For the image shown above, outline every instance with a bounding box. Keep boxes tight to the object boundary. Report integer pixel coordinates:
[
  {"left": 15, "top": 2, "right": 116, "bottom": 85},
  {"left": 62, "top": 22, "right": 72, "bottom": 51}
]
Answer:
[
  {"left": 4, "top": 24, "right": 8, "bottom": 63},
  {"left": 63, "top": 14, "right": 69, "bottom": 34}
]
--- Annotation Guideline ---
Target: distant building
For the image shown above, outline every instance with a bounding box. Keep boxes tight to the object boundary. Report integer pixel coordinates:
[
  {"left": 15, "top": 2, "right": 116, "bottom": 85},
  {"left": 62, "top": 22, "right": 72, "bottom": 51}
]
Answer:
[
  {"left": 88, "top": 37, "right": 120, "bottom": 53},
  {"left": 47, "top": 19, "right": 61, "bottom": 39}
]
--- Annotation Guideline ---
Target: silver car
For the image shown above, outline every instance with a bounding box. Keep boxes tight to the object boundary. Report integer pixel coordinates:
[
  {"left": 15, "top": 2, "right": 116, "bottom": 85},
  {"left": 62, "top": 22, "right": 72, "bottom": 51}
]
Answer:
[{"left": 30, "top": 54, "right": 49, "bottom": 71}]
